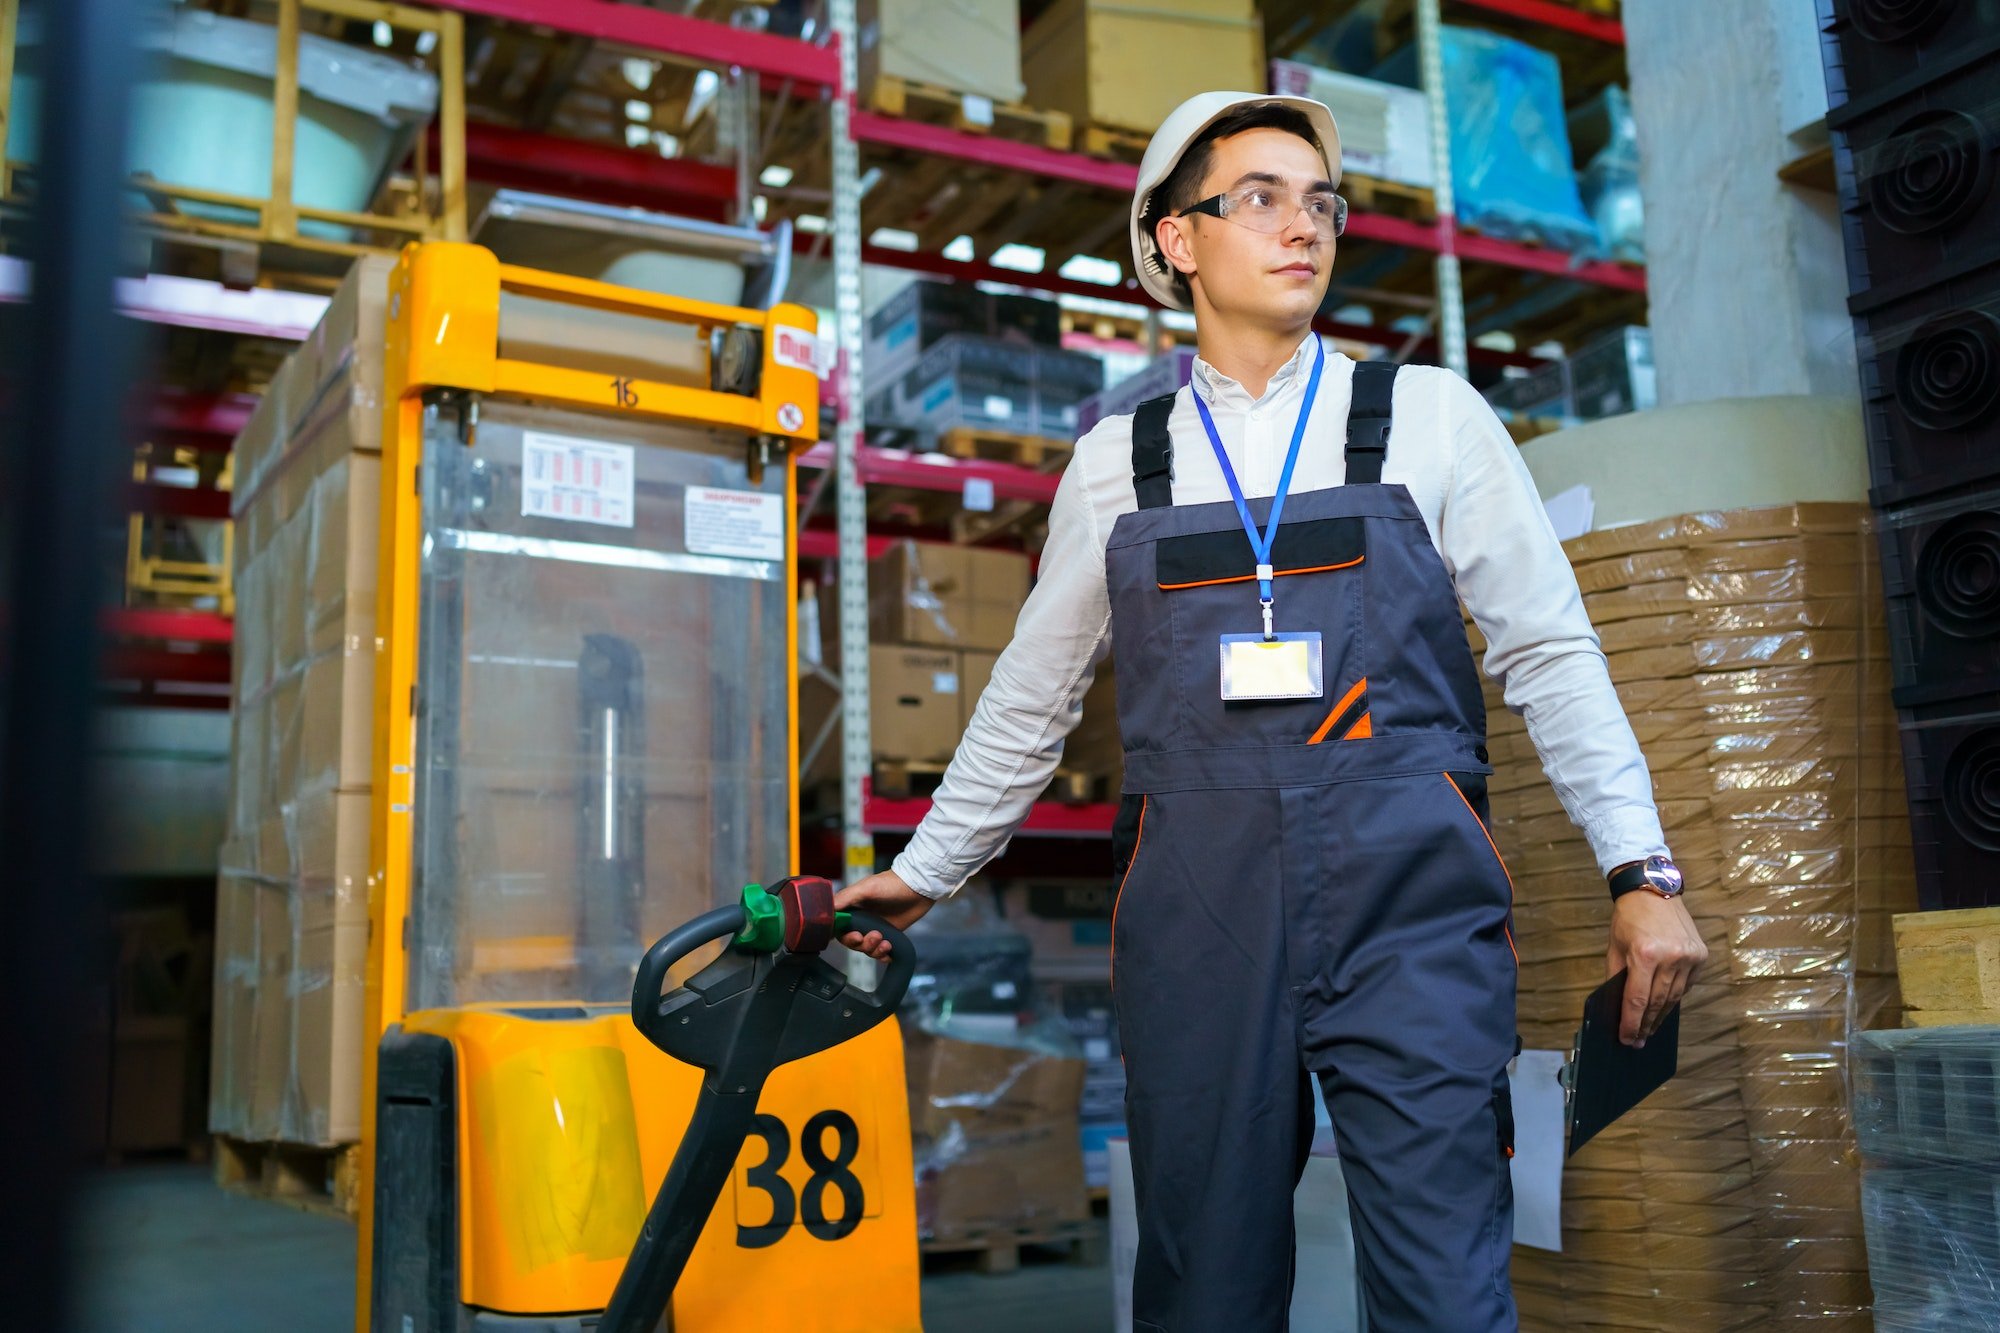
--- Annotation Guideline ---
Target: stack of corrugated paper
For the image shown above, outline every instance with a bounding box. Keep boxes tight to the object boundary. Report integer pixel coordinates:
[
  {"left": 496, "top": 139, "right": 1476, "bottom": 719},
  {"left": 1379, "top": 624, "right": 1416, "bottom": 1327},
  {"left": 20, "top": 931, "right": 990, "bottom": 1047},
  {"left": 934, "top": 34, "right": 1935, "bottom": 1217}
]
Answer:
[{"left": 1467, "top": 503, "right": 1915, "bottom": 1330}]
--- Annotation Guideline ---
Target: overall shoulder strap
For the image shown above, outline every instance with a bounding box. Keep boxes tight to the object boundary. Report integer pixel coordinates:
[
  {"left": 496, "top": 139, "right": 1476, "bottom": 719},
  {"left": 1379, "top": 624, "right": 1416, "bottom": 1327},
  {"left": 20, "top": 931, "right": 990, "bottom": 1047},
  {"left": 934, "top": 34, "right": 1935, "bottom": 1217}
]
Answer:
[
  {"left": 1131, "top": 392, "right": 1178, "bottom": 510},
  {"left": 1345, "top": 360, "right": 1398, "bottom": 486}
]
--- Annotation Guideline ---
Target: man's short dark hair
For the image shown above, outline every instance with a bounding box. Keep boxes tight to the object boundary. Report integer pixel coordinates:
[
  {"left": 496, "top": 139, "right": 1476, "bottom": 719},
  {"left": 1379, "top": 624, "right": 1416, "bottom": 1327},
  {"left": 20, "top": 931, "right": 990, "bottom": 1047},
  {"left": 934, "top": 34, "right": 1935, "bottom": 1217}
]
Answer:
[{"left": 1142, "top": 104, "right": 1325, "bottom": 305}]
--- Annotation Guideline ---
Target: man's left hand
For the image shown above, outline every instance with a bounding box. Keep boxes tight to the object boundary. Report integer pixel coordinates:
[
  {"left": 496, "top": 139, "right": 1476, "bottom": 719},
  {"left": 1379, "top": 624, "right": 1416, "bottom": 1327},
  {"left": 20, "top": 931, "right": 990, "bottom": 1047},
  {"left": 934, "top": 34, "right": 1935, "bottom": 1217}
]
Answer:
[{"left": 1606, "top": 892, "right": 1708, "bottom": 1047}]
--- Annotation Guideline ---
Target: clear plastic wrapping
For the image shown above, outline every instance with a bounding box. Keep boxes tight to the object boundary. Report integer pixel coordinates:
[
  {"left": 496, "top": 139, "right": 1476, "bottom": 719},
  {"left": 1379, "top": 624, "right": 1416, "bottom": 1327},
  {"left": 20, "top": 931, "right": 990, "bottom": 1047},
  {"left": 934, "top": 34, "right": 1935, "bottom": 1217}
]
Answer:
[
  {"left": 1851, "top": 1028, "right": 2000, "bottom": 1331},
  {"left": 1477, "top": 503, "right": 1910, "bottom": 1328},
  {"left": 899, "top": 892, "right": 1088, "bottom": 1243}
]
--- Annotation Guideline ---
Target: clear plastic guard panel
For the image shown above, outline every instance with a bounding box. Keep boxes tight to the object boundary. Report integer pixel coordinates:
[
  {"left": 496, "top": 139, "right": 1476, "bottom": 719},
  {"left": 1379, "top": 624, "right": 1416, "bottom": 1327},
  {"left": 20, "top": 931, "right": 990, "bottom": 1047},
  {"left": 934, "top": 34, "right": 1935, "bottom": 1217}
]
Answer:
[{"left": 409, "top": 396, "right": 790, "bottom": 1010}]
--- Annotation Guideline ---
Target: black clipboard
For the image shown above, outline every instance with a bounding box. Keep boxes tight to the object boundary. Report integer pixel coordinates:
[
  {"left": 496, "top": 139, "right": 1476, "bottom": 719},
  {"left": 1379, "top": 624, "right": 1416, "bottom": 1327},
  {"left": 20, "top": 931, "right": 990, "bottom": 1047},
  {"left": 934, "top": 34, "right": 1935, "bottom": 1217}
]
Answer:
[{"left": 1558, "top": 969, "right": 1679, "bottom": 1158}]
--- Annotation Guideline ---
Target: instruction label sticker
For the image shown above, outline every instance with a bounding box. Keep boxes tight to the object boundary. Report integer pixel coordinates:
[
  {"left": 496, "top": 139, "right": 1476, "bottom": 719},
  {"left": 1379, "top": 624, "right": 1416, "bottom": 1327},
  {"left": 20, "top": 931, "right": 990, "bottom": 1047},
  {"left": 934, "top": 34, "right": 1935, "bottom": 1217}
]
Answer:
[
  {"left": 521, "top": 431, "right": 634, "bottom": 528},
  {"left": 685, "top": 486, "right": 785, "bottom": 561},
  {"left": 773, "top": 326, "right": 823, "bottom": 375}
]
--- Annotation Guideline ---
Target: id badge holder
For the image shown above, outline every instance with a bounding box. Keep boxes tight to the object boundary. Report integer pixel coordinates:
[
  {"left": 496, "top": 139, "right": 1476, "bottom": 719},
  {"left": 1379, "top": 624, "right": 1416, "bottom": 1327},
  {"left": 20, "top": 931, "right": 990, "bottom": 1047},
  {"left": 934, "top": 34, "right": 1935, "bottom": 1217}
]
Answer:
[{"left": 1220, "top": 632, "right": 1324, "bottom": 701}]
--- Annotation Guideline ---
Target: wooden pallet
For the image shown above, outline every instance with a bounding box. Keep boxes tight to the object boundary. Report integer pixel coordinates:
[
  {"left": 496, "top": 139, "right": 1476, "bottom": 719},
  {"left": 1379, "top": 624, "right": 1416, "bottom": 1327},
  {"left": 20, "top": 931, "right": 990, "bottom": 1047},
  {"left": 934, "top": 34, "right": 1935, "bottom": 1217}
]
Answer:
[
  {"left": 874, "top": 758, "right": 1108, "bottom": 805},
  {"left": 1341, "top": 171, "right": 1436, "bottom": 222},
  {"left": 951, "top": 499, "right": 1050, "bottom": 551},
  {"left": 1078, "top": 124, "right": 1150, "bottom": 164},
  {"left": 1895, "top": 907, "right": 2000, "bottom": 1027},
  {"left": 867, "top": 74, "right": 1074, "bottom": 152},
  {"left": 933, "top": 426, "right": 1074, "bottom": 472},
  {"left": 213, "top": 1135, "right": 359, "bottom": 1219},
  {"left": 921, "top": 1217, "right": 1107, "bottom": 1275}
]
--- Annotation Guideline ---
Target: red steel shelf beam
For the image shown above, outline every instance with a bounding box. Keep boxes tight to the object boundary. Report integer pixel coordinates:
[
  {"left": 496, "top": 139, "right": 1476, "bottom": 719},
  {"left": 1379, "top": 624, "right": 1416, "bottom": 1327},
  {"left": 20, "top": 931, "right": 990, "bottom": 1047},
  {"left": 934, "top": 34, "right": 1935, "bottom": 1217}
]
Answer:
[
  {"left": 797, "top": 442, "right": 1064, "bottom": 506},
  {"left": 459, "top": 123, "right": 739, "bottom": 215},
  {"left": 126, "top": 482, "right": 233, "bottom": 521},
  {"left": 1458, "top": 0, "right": 1624, "bottom": 45},
  {"left": 103, "top": 608, "right": 234, "bottom": 644},
  {"left": 103, "top": 645, "right": 232, "bottom": 686},
  {"left": 142, "top": 389, "right": 257, "bottom": 441},
  {"left": 861, "top": 781, "right": 1114, "bottom": 837},
  {"left": 1451, "top": 228, "right": 1647, "bottom": 293},
  {"left": 851, "top": 110, "right": 1138, "bottom": 192},
  {"left": 428, "top": 0, "right": 840, "bottom": 88},
  {"left": 798, "top": 528, "right": 900, "bottom": 562}
]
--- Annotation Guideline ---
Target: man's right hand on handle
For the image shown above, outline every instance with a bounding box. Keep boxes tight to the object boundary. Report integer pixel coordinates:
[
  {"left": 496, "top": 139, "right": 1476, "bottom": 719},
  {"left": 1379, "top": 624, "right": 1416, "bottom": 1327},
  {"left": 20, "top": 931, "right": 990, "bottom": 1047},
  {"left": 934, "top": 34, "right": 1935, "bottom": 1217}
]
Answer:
[{"left": 835, "top": 870, "right": 933, "bottom": 961}]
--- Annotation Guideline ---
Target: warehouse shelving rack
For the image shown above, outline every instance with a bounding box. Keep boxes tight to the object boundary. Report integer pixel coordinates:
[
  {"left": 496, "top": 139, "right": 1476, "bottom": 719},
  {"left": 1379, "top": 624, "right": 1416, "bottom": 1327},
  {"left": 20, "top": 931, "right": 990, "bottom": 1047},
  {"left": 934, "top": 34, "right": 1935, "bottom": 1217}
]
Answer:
[{"left": 51, "top": 0, "right": 1639, "bottom": 849}]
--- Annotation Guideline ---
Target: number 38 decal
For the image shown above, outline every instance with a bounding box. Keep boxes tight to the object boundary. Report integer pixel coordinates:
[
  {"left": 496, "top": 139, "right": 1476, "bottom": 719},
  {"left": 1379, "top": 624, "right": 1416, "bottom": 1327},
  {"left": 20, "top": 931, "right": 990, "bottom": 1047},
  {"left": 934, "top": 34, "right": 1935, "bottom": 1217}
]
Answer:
[{"left": 736, "top": 1109, "right": 865, "bottom": 1248}]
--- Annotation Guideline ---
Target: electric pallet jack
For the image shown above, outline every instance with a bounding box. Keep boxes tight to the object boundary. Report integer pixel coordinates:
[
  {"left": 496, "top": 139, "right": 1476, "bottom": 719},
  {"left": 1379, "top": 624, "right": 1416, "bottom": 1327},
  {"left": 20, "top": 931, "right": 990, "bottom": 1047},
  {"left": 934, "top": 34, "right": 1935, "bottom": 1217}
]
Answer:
[{"left": 357, "top": 242, "right": 925, "bottom": 1332}]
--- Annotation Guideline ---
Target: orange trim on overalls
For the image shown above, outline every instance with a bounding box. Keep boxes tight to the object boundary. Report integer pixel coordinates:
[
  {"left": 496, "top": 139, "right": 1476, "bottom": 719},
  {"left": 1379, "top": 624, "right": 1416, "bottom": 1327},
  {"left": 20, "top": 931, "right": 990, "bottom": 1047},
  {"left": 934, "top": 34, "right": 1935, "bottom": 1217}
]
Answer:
[
  {"left": 1308, "top": 677, "right": 1369, "bottom": 744},
  {"left": 1342, "top": 712, "right": 1372, "bottom": 740},
  {"left": 1157, "top": 554, "right": 1363, "bottom": 592},
  {"left": 1444, "top": 772, "right": 1519, "bottom": 966},
  {"left": 1110, "top": 794, "right": 1148, "bottom": 987}
]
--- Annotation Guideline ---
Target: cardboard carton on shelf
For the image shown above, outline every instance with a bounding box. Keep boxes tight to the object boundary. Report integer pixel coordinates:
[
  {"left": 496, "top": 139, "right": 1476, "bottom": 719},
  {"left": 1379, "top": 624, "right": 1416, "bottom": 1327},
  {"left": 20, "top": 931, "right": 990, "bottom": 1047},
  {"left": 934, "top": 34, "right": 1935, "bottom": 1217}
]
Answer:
[
  {"left": 1023, "top": 0, "right": 1264, "bottom": 137},
  {"left": 903, "top": 1027, "right": 1089, "bottom": 1242},
  {"left": 858, "top": 0, "right": 1027, "bottom": 119},
  {"left": 868, "top": 541, "right": 1031, "bottom": 653}
]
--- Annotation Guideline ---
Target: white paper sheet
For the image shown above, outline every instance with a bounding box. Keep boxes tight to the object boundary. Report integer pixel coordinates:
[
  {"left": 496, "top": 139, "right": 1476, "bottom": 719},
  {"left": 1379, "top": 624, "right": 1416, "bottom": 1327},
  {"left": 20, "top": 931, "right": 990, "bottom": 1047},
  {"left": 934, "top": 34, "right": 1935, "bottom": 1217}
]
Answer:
[
  {"left": 1541, "top": 483, "right": 1595, "bottom": 542},
  {"left": 1510, "top": 1048, "right": 1569, "bottom": 1252}
]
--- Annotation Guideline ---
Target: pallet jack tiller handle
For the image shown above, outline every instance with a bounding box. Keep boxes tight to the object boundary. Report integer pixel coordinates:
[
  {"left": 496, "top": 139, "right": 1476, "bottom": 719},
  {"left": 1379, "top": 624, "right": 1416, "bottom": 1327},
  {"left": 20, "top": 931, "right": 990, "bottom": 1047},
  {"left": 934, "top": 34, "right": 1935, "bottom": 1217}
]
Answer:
[{"left": 600, "top": 877, "right": 914, "bottom": 1333}]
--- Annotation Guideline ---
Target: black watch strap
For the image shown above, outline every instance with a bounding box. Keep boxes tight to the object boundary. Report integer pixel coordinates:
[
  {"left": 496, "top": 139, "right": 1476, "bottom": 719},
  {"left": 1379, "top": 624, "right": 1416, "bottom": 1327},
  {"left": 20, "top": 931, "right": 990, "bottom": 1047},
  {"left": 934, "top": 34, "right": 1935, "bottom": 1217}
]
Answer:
[{"left": 1608, "top": 862, "right": 1651, "bottom": 899}]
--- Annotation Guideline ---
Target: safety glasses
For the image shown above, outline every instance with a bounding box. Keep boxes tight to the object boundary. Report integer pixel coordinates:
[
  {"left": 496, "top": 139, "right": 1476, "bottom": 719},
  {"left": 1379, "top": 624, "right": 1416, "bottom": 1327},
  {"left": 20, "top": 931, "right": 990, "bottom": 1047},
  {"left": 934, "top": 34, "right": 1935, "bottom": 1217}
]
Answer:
[{"left": 1179, "top": 183, "right": 1348, "bottom": 240}]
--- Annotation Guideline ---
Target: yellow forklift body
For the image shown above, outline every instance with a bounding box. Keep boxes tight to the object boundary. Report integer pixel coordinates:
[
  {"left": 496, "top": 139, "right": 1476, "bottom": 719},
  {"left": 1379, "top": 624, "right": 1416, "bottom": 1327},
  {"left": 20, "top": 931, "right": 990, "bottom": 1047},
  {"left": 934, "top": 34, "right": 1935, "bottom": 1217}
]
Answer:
[
  {"left": 403, "top": 1006, "right": 920, "bottom": 1329},
  {"left": 358, "top": 241, "right": 919, "bottom": 1331}
]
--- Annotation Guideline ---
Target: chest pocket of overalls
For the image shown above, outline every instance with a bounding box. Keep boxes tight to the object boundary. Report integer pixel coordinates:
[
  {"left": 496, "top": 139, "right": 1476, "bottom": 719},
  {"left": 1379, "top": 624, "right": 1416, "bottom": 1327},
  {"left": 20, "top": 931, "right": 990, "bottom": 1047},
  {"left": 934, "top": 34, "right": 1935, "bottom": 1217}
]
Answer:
[{"left": 1153, "top": 514, "right": 1369, "bottom": 727}]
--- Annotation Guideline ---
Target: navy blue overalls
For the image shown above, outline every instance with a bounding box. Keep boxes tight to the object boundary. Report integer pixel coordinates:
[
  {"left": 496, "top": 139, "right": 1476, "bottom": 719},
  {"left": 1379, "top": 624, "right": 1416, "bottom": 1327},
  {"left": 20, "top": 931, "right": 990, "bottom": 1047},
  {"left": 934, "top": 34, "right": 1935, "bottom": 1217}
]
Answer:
[{"left": 1107, "top": 359, "right": 1521, "bottom": 1331}]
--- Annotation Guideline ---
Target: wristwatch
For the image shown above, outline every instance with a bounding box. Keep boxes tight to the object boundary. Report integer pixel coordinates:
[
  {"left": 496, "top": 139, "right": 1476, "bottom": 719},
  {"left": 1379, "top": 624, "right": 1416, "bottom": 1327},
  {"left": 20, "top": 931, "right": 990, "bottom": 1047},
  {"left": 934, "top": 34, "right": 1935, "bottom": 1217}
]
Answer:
[{"left": 1608, "top": 855, "right": 1684, "bottom": 901}]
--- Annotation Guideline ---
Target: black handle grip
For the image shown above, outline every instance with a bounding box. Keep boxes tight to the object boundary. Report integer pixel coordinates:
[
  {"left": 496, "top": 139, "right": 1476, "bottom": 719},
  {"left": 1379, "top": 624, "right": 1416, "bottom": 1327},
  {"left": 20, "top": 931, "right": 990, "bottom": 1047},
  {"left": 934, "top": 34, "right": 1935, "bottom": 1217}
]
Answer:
[
  {"left": 841, "top": 910, "right": 916, "bottom": 1013},
  {"left": 630, "top": 904, "right": 745, "bottom": 1033}
]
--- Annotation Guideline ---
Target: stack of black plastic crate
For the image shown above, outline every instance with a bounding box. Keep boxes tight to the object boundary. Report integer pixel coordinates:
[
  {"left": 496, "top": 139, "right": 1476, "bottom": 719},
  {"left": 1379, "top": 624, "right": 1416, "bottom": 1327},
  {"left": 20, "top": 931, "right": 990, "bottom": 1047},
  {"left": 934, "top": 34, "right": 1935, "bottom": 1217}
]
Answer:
[{"left": 1821, "top": 0, "right": 2000, "bottom": 911}]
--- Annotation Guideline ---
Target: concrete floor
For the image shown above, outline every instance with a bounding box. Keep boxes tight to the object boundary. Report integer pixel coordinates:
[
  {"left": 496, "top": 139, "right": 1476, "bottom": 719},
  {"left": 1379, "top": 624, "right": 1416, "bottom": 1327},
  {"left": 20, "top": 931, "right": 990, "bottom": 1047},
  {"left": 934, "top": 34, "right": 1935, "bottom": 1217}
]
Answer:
[{"left": 74, "top": 1163, "right": 1113, "bottom": 1333}]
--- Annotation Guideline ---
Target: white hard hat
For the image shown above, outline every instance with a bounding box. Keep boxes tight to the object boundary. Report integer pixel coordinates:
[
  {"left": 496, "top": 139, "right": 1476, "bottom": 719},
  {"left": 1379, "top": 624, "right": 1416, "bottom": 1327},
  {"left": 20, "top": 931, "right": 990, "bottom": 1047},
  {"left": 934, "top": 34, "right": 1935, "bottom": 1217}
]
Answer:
[{"left": 1129, "top": 91, "right": 1343, "bottom": 312}]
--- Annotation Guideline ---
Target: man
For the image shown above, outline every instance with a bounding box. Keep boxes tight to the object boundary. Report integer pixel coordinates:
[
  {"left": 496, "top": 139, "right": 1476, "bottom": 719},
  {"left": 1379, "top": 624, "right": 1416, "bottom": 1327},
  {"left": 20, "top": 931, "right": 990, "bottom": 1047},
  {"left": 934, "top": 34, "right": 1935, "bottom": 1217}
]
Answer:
[{"left": 838, "top": 92, "right": 1707, "bottom": 1330}]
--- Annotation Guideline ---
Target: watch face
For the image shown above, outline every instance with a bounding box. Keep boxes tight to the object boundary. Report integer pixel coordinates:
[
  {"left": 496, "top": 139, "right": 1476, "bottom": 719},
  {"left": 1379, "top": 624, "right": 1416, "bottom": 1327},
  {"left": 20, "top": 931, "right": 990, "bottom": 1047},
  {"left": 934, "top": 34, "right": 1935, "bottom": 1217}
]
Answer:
[{"left": 1644, "top": 856, "right": 1684, "bottom": 896}]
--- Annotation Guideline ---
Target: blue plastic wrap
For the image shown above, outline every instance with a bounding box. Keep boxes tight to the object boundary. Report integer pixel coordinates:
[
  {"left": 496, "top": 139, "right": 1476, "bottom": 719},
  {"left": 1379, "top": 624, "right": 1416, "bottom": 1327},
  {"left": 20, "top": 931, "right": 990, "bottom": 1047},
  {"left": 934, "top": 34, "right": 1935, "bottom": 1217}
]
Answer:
[
  {"left": 1377, "top": 26, "right": 1598, "bottom": 254},
  {"left": 1574, "top": 85, "right": 1645, "bottom": 263}
]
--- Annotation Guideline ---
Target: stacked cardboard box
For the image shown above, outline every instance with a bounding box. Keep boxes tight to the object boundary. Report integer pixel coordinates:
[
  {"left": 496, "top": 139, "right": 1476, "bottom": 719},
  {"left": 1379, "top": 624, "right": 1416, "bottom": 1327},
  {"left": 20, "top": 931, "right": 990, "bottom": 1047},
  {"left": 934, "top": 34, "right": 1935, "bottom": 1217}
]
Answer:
[
  {"left": 211, "top": 255, "right": 392, "bottom": 1148},
  {"left": 1472, "top": 504, "right": 1913, "bottom": 1331},
  {"left": 904, "top": 1027, "right": 1090, "bottom": 1243},
  {"left": 858, "top": 0, "right": 1026, "bottom": 108},
  {"left": 1023, "top": 0, "right": 1265, "bottom": 137},
  {"left": 1039, "top": 976, "right": 1124, "bottom": 1190},
  {"left": 102, "top": 907, "right": 212, "bottom": 1153},
  {"left": 804, "top": 541, "right": 1035, "bottom": 786}
]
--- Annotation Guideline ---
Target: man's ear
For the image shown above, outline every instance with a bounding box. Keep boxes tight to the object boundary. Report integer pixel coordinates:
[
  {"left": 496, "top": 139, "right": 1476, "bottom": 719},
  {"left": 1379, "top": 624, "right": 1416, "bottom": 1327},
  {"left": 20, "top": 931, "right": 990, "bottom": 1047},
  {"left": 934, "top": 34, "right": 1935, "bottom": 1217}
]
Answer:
[{"left": 1156, "top": 213, "right": 1197, "bottom": 279}]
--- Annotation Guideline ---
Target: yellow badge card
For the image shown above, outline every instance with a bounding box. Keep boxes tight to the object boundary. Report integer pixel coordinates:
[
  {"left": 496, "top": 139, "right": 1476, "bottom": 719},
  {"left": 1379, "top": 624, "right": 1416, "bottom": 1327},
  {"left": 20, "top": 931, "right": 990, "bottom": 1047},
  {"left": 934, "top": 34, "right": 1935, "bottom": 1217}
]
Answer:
[{"left": 1219, "top": 632, "right": 1325, "bottom": 701}]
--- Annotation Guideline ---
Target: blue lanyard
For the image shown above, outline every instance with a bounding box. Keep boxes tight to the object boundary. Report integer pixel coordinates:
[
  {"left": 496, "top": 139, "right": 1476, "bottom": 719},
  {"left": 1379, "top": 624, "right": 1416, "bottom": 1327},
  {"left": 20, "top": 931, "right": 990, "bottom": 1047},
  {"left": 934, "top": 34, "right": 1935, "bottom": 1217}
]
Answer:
[{"left": 1191, "top": 336, "right": 1326, "bottom": 638}]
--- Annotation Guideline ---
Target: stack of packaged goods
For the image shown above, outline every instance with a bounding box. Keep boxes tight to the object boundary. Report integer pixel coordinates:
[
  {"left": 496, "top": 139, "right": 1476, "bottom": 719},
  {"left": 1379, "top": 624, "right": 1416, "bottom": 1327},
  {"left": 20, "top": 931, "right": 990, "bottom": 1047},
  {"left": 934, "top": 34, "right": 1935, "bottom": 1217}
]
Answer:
[
  {"left": 1468, "top": 503, "right": 1914, "bottom": 1331},
  {"left": 802, "top": 541, "right": 1034, "bottom": 794},
  {"left": 1077, "top": 347, "right": 1198, "bottom": 436},
  {"left": 211, "top": 254, "right": 393, "bottom": 1151},
  {"left": 1851, "top": 1026, "right": 2000, "bottom": 1330},
  {"left": 862, "top": 280, "right": 1100, "bottom": 443},
  {"left": 900, "top": 894, "right": 1090, "bottom": 1245},
  {"left": 1000, "top": 878, "right": 1123, "bottom": 1192}
]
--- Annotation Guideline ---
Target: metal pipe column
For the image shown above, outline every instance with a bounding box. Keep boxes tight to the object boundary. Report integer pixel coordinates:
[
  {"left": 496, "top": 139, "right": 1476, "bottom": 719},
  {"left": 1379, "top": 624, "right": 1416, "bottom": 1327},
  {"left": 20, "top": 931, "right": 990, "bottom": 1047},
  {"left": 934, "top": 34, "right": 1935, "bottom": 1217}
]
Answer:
[
  {"left": 1416, "top": 0, "right": 1470, "bottom": 379},
  {"left": 828, "top": 0, "right": 875, "bottom": 883}
]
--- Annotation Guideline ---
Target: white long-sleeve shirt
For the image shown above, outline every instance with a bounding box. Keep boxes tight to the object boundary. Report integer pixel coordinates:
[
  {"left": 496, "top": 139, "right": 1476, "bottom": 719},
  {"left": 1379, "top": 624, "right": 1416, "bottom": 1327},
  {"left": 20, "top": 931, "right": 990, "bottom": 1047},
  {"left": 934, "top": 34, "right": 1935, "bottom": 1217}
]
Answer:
[{"left": 891, "top": 334, "right": 1668, "bottom": 898}]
